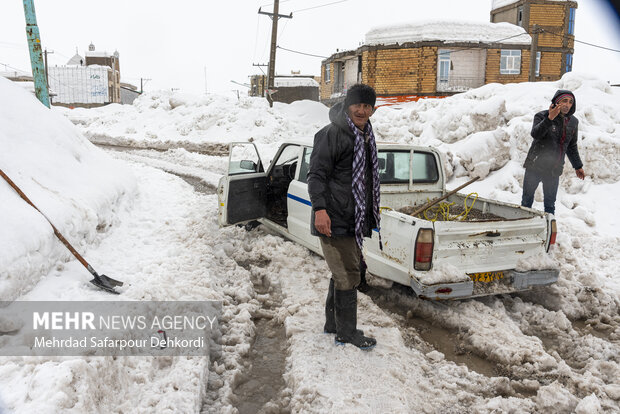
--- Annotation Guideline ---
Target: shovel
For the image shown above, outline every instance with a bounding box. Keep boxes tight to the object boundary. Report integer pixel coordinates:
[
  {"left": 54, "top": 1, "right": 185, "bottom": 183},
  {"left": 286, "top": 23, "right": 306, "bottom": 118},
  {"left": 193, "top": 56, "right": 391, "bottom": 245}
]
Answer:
[{"left": 0, "top": 168, "right": 124, "bottom": 294}]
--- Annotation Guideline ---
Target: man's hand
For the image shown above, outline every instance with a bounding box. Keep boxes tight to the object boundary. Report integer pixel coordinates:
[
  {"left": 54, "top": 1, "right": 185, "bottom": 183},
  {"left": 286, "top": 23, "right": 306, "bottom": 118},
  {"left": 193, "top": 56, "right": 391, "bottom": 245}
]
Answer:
[
  {"left": 548, "top": 103, "right": 561, "bottom": 120},
  {"left": 314, "top": 209, "right": 332, "bottom": 237},
  {"left": 575, "top": 168, "right": 585, "bottom": 180}
]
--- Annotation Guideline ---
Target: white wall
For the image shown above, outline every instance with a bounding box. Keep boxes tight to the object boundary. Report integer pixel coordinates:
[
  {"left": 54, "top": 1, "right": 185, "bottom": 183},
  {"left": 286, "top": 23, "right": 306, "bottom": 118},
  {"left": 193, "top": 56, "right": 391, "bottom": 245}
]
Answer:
[{"left": 48, "top": 66, "right": 109, "bottom": 104}]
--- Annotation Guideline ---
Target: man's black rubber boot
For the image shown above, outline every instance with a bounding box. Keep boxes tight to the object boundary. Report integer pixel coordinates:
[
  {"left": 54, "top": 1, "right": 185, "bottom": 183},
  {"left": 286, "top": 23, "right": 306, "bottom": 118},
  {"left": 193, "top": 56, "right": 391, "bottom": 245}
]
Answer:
[
  {"left": 323, "top": 279, "right": 336, "bottom": 334},
  {"left": 357, "top": 258, "right": 370, "bottom": 293},
  {"left": 334, "top": 289, "right": 376, "bottom": 350}
]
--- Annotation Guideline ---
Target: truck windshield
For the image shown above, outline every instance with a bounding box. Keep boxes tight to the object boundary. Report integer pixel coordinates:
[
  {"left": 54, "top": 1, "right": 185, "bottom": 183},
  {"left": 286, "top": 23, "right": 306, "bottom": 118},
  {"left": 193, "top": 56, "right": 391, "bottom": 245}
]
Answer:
[{"left": 378, "top": 150, "right": 439, "bottom": 184}]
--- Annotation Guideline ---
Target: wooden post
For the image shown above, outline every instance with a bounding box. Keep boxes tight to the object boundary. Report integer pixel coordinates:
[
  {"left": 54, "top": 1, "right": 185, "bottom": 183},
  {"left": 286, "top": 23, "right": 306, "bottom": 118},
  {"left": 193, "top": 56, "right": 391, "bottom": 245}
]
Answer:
[{"left": 529, "top": 24, "right": 539, "bottom": 82}]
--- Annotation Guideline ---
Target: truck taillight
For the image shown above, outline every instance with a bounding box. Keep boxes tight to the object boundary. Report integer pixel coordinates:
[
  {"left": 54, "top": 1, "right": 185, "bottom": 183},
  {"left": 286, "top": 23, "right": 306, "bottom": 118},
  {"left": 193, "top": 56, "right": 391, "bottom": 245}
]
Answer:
[
  {"left": 547, "top": 219, "right": 557, "bottom": 252},
  {"left": 414, "top": 229, "right": 434, "bottom": 271}
]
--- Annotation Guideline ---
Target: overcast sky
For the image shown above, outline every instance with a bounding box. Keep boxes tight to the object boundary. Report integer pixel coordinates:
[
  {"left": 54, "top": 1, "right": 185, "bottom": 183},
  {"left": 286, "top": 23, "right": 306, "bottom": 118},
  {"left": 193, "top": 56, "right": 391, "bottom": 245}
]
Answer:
[{"left": 1, "top": 0, "right": 618, "bottom": 95}]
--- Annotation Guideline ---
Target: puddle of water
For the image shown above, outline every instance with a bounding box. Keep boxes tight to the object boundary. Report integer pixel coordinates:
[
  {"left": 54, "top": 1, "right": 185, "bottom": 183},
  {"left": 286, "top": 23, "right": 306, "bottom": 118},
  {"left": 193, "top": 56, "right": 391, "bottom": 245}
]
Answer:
[
  {"left": 572, "top": 319, "right": 618, "bottom": 343},
  {"left": 407, "top": 315, "right": 498, "bottom": 378},
  {"left": 366, "top": 288, "right": 499, "bottom": 378},
  {"left": 230, "top": 259, "right": 289, "bottom": 414},
  {"left": 234, "top": 317, "right": 288, "bottom": 414}
]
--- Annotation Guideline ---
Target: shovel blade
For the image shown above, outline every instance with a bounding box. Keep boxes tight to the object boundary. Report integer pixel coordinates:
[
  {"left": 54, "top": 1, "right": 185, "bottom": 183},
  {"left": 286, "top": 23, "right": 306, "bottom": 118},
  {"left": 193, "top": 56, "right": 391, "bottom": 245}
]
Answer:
[
  {"left": 89, "top": 274, "right": 123, "bottom": 295},
  {"left": 99, "top": 274, "right": 124, "bottom": 287}
]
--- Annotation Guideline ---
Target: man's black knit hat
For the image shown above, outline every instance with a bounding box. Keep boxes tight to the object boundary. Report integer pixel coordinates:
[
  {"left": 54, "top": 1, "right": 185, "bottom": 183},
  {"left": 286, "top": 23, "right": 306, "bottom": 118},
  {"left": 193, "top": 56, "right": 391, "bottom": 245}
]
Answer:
[{"left": 344, "top": 84, "right": 376, "bottom": 108}]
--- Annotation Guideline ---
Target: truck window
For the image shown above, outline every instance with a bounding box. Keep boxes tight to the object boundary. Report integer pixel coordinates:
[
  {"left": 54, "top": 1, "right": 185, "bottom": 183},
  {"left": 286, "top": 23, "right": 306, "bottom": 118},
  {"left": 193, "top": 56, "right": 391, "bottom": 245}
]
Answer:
[
  {"left": 377, "top": 150, "right": 439, "bottom": 184},
  {"left": 412, "top": 151, "right": 439, "bottom": 183},
  {"left": 298, "top": 147, "right": 312, "bottom": 183}
]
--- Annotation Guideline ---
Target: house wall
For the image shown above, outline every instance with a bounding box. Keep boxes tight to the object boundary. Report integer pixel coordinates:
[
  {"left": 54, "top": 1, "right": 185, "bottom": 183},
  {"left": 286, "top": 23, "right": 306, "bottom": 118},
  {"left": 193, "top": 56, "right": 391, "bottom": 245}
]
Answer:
[
  {"left": 440, "top": 49, "right": 486, "bottom": 91},
  {"left": 344, "top": 58, "right": 358, "bottom": 91},
  {"left": 120, "top": 87, "right": 140, "bottom": 105},
  {"left": 273, "top": 86, "right": 319, "bottom": 104},
  {"left": 319, "top": 62, "right": 333, "bottom": 100},
  {"left": 485, "top": 48, "right": 531, "bottom": 84},
  {"left": 361, "top": 46, "right": 437, "bottom": 95},
  {"left": 491, "top": 5, "right": 520, "bottom": 24},
  {"left": 49, "top": 66, "right": 109, "bottom": 105}
]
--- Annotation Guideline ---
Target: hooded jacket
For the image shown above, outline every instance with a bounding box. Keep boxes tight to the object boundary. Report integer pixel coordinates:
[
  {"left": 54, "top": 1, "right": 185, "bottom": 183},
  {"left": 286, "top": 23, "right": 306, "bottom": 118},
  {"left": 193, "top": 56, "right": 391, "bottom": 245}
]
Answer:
[
  {"left": 307, "top": 102, "right": 376, "bottom": 237},
  {"left": 523, "top": 89, "right": 583, "bottom": 176}
]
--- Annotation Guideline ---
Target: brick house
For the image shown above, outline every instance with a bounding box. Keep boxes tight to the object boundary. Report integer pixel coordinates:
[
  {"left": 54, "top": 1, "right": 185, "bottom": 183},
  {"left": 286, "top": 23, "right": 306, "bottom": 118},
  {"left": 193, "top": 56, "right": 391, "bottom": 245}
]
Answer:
[{"left": 320, "top": 0, "right": 577, "bottom": 104}]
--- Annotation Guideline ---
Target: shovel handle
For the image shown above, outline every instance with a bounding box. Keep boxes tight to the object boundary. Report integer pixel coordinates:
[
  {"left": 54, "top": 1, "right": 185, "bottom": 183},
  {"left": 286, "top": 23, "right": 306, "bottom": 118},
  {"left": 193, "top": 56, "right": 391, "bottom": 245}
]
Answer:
[{"left": 0, "top": 168, "right": 92, "bottom": 272}]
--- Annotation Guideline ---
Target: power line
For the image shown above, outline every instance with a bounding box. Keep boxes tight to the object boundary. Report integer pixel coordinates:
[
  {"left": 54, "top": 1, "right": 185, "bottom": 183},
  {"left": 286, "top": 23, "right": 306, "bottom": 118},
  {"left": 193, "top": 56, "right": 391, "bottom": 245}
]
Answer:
[
  {"left": 540, "top": 28, "right": 620, "bottom": 53},
  {"left": 292, "top": 0, "right": 348, "bottom": 13},
  {"left": 277, "top": 45, "right": 328, "bottom": 58}
]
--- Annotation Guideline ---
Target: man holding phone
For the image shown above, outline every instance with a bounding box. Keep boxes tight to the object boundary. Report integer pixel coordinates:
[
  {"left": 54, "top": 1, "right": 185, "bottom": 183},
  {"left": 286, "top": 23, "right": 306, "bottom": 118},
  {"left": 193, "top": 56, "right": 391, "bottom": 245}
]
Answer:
[{"left": 521, "top": 89, "right": 585, "bottom": 215}]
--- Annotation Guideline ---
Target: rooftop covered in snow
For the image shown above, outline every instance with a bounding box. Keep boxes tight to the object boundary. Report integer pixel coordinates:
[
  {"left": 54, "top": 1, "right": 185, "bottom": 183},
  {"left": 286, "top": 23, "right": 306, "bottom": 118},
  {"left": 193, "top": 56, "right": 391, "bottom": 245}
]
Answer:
[
  {"left": 365, "top": 20, "right": 531, "bottom": 46},
  {"left": 274, "top": 77, "right": 319, "bottom": 88}
]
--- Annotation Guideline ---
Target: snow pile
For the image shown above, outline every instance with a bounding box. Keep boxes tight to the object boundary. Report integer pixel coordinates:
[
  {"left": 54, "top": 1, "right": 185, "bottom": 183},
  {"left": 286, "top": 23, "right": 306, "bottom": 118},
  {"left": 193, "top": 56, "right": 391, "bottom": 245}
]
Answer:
[
  {"left": 365, "top": 20, "right": 530, "bottom": 46},
  {"left": 274, "top": 77, "right": 319, "bottom": 88},
  {"left": 0, "top": 77, "right": 136, "bottom": 300},
  {"left": 372, "top": 71, "right": 619, "bottom": 192},
  {"left": 60, "top": 91, "right": 329, "bottom": 161}
]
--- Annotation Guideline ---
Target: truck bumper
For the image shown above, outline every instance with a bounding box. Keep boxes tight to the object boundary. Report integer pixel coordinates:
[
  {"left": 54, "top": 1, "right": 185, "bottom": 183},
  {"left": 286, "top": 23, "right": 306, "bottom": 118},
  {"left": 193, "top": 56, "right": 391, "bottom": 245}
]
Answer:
[{"left": 411, "top": 269, "right": 560, "bottom": 300}]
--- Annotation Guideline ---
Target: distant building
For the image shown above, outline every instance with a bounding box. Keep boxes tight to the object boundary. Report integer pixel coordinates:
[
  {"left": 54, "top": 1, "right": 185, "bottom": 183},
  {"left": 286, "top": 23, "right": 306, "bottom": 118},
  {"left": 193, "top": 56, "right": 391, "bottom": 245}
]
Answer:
[
  {"left": 491, "top": 0, "right": 577, "bottom": 82},
  {"left": 319, "top": 0, "right": 577, "bottom": 104},
  {"left": 48, "top": 43, "right": 126, "bottom": 108},
  {"left": 250, "top": 72, "right": 319, "bottom": 103}
]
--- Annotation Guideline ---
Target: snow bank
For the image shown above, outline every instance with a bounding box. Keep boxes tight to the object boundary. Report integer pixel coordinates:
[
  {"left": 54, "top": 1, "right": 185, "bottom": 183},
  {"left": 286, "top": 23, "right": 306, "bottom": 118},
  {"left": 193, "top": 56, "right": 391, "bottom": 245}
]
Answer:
[
  {"left": 60, "top": 91, "right": 329, "bottom": 163},
  {"left": 0, "top": 77, "right": 136, "bottom": 300},
  {"left": 366, "top": 20, "right": 530, "bottom": 46}
]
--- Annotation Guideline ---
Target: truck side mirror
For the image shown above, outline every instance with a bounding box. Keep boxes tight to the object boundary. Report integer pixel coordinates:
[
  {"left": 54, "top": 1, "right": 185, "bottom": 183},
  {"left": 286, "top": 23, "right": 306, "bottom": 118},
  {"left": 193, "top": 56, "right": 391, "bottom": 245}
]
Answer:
[{"left": 239, "top": 160, "right": 257, "bottom": 171}]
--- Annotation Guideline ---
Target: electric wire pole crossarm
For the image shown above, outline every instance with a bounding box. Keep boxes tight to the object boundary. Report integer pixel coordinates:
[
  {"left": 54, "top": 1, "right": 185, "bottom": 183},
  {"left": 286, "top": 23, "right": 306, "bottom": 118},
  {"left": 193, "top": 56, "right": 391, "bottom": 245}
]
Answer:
[{"left": 258, "top": 0, "right": 292, "bottom": 107}]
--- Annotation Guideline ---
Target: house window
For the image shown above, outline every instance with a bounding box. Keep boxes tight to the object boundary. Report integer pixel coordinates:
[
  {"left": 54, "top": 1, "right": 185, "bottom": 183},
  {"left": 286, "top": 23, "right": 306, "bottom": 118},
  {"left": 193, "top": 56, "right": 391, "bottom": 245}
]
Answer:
[
  {"left": 517, "top": 6, "right": 523, "bottom": 27},
  {"left": 325, "top": 64, "right": 330, "bottom": 83},
  {"left": 438, "top": 51, "right": 451, "bottom": 85},
  {"left": 568, "top": 7, "right": 576, "bottom": 35},
  {"left": 500, "top": 50, "right": 521, "bottom": 74},
  {"left": 536, "top": 51, "right": 541, "bottom": 76},
  {"left": 565, "top": 53, "right": 573, "bottom": 72}
]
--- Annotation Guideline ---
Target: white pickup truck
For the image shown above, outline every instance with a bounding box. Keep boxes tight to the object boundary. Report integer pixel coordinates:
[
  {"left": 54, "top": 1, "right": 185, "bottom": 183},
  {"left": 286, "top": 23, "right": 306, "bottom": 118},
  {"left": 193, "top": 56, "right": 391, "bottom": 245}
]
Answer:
[{"left": 218, "top": 140, "right": 559, "bottom": 300}]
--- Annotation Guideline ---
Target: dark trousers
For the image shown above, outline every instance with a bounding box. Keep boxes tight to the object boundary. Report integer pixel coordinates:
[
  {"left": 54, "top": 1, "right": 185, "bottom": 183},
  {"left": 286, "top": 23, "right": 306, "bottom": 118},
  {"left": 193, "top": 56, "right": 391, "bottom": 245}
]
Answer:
[
  {"left": 319, "top": 236, "right": 361, "bottom": 290},
  {"left": 521, "top": 168, "right": 560, "bottom": 215}
]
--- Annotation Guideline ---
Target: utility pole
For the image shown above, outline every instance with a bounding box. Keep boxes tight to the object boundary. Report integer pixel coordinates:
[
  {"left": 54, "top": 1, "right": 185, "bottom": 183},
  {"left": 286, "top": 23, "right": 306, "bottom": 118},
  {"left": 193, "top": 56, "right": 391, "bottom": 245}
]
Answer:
[
  {"left": 529, "top": 24, "right": 539, "bottom": 82},
  {"left": 204, "top": 66, "right": 208, "bottom": 94},
  {"left": 140, "top": 77, "right": 151, "bottom": 94},
  {"left": 23, "top": 0, "right": 49, "bottom": 108},
  {"left": 258, "top": 1, "right": 292, "bottom": 107}
]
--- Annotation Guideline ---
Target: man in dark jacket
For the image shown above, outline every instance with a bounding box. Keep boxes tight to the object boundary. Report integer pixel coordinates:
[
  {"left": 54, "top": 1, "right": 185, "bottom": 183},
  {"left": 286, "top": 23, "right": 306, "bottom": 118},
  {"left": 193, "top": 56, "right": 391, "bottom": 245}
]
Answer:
[
  {"left": 521, "top": 89, "right": 585, "bottom": 215},
  {"left": 307, "top": 84, "right": 380, "bottom": 350}
]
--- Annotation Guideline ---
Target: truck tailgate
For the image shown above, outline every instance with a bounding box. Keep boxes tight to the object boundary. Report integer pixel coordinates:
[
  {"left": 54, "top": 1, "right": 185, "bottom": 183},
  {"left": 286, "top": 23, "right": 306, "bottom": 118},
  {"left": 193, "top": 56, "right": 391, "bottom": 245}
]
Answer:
[{"left": 432, "top": 216, "right": 548, "bottom": 273}]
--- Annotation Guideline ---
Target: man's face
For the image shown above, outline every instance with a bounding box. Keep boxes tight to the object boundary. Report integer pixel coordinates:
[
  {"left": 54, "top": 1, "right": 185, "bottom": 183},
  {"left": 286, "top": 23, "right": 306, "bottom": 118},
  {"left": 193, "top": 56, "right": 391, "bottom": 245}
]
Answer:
[
  {"left": 557, "top": 96, "right": 574, "bottom": 115},
  {"left": 348, "top": 103, "right": 374, "bottom": 129}
]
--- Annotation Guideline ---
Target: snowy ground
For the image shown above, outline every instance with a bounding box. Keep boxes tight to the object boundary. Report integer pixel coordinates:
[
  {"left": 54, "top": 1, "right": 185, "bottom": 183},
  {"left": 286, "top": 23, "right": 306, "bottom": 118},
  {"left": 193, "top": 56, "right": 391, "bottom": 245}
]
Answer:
[{"left": 1, "top": 73, "right": 619, "bottom": 413}]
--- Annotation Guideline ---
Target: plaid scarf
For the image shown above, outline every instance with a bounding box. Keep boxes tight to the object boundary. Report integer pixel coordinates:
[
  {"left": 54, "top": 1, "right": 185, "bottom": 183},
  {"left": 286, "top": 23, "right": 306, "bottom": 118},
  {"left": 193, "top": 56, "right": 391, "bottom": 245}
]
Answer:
[{"left": 345, "top": 114, "right": 381, "bottom": 250}]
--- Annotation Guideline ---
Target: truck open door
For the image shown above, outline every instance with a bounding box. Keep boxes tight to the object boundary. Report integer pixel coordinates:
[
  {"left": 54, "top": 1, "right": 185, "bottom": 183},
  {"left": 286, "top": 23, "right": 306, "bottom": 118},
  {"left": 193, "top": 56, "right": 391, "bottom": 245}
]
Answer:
[{"left": 218, "top": 142, "right": 267, "bottom": 226}]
